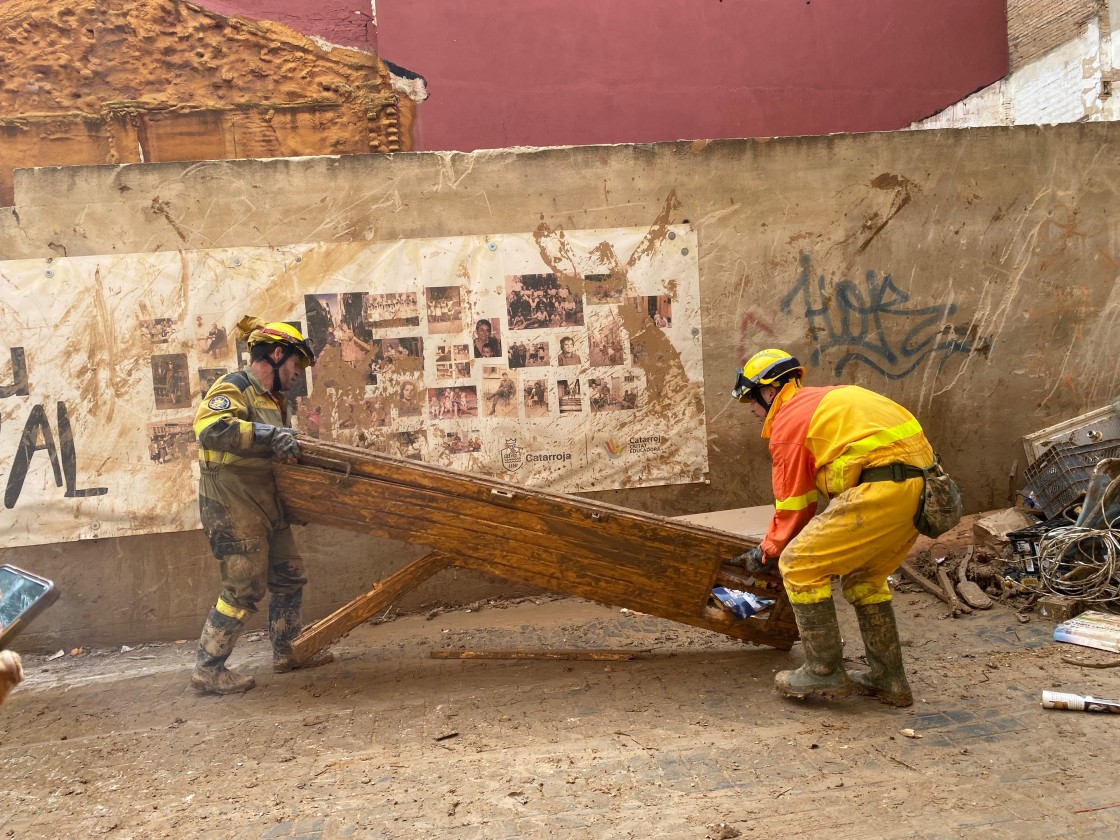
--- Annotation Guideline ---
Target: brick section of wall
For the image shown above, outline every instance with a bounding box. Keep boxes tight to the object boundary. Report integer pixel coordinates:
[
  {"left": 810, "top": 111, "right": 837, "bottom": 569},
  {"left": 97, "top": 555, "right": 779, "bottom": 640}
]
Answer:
[{"left": 1008, "top": 0, "right": 1102, "bottom": 69}]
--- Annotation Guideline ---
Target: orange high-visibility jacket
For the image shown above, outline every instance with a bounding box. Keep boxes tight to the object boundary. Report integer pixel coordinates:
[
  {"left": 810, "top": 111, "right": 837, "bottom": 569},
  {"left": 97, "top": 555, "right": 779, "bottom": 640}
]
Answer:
[{"left": 760, "top": 385, "right": 928, "bottom": 559}]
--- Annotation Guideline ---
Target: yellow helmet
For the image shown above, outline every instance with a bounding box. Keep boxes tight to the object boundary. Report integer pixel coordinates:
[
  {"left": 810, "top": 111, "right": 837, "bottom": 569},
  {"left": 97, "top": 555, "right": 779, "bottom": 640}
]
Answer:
[
  {"left": 732, "top": 348, "right": 804, "bottom": 403},
  {"left": 238, "top": 317, "right": 317, "bottom": 369}
]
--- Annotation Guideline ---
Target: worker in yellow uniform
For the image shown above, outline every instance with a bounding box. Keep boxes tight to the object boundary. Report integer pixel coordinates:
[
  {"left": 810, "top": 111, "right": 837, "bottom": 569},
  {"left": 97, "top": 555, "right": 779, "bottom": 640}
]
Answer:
[
  {"left": 190, "top": 316, "right": 334, "bottom": 695},
  {"left": 732, "top": 349, "right": 934, "bottom": 707}
]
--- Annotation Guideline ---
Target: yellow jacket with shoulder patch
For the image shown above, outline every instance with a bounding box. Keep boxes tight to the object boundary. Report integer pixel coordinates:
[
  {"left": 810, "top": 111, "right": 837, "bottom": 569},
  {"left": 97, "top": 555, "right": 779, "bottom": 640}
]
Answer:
[{"left": 194, "top": 368, "right": 289, "bottom": 468}]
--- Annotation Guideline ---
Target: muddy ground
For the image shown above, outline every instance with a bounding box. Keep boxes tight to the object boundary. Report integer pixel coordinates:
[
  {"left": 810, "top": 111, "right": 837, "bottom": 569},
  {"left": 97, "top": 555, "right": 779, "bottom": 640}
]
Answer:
[{"left": 3, "top": 536, "right": 1120, "bottom": 839}]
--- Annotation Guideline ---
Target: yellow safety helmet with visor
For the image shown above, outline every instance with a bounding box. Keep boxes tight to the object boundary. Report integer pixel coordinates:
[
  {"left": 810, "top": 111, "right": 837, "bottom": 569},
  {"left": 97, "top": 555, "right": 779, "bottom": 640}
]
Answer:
[
  {"left": 732, "top": 348, "right": 804, "bottom": 411},
  {"left": 238, "top": 316, "right": 317, "bottom": 369}
]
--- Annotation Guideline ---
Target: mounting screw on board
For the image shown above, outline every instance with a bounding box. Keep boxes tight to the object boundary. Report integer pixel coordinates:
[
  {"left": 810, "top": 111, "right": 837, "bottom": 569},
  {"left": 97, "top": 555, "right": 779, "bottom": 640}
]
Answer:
[
  {"left": 668, "top": 231, "right": 676, "bottom": 240},
  {"left": 45, "top": 269, "right": 54, "bottom": 278},
  {"left": 488, "top": 242, "right": 497, "bottom": 252},
  {"left": 691, "top": 327, "right": 700, "bottom": 337},
  {"left": 681, "top": 247, "right": 689, "bottom": 255}
]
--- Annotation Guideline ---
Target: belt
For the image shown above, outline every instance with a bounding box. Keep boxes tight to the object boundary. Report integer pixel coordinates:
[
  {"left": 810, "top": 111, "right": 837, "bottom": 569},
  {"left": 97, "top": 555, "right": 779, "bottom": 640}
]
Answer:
[{"left": 859, "top": 462, "right": 927, "bottom": 483}]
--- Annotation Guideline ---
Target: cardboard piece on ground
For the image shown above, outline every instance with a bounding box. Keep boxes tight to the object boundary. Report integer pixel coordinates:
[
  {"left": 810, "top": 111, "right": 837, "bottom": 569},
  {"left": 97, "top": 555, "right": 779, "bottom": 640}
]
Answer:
[{"left": 973, "top": 508, "right": 1039, "bottom": 552}]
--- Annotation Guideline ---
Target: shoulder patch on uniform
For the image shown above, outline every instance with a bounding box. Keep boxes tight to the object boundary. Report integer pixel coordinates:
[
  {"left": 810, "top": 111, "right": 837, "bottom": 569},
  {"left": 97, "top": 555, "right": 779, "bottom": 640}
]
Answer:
[{"left": 207, "top": 395, "right": 232, "bottom": 411}]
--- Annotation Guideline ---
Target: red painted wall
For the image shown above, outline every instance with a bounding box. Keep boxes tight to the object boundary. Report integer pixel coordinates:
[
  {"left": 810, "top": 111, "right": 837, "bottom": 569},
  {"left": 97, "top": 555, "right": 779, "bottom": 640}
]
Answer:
[
  {"left": 375, "top": 0, "right": 1009, "bottom": 151},
  {"left": 186, "top": 0, "right": 375, "bottom": 50}
]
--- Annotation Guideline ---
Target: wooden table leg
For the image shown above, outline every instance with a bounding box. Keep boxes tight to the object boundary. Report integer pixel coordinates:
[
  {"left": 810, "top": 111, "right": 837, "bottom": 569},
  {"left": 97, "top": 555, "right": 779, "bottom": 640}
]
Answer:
[{"left": 291, "top": 550, "right": 453, "bottom": 664}]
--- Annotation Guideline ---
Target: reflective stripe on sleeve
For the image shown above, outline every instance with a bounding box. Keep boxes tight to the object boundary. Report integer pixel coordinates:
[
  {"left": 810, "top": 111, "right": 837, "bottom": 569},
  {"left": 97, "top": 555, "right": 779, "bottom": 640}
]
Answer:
[{"left": 775, "top": 488, "right": 819, "bottom": 511}]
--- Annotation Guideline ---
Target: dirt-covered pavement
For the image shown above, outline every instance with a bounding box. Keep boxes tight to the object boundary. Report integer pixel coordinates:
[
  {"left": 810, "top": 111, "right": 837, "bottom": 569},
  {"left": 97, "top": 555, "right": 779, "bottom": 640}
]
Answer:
[{"left": 3, "top": 576, "right": 1120, "bottom": 840}]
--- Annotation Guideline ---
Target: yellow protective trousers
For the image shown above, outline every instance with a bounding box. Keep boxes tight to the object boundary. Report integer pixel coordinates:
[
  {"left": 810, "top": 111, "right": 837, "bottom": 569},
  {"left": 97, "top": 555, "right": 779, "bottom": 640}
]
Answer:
[
  {"left": 778, "top": 440, "right": 930, "bottom": 607},
  {"left": 199, "top": 463, "right": 307, "bottom": 621}
]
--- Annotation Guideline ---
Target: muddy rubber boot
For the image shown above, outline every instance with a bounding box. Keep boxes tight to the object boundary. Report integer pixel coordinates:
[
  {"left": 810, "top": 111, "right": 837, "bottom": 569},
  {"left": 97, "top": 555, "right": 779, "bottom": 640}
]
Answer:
[
  {"left": 850, "top": 600, "right": 913, "bottom": 707},
  {"left": 270, "top": 591, "right": 335, "bottom": 674},
  {"left": 190, "top": 608, "right": 256, "bottom": 695},
  {"left": 775, "top": 599, "right": 853, "bottom": 700}
]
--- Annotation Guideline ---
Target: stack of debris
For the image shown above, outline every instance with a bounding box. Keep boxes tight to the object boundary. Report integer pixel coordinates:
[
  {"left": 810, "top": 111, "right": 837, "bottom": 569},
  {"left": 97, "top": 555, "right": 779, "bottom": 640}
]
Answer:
[{"left": 897, "top": 403, "right": 1120, "bottom": 622}]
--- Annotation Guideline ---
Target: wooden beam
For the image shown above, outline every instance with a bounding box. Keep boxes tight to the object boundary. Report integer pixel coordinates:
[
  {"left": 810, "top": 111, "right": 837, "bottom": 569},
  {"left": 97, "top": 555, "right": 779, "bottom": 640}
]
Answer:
[{"left": 290, "top": 550, "right": 453, "bottom": 663}]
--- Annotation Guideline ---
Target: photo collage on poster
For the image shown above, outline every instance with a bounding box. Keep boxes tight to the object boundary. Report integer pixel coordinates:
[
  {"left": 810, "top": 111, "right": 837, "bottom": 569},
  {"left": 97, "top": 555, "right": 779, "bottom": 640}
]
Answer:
[
  {"left": 144, "top": 314, "right": 310, "bottom": 464},
  {"left": 290, "top": 274, "right": 676, "bottom": 465},
  {"left": 140, "top": 275, "right": 674, "bottom": 469}
]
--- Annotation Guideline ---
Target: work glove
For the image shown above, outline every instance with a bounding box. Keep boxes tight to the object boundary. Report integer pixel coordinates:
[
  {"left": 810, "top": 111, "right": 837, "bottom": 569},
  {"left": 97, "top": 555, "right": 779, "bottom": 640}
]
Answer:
[
  {"left": 252, "top": 423, "right": 301, "bottom": 461},
  {"left": 732, "top": 546, "right": 768, "bottom": 574}
]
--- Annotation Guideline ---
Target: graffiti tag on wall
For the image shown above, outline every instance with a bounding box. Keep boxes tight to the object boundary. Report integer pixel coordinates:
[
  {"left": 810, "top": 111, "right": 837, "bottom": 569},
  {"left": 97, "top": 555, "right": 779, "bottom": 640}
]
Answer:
[{"left": 781, "top": 253, "right": 988, "bottom": 378}]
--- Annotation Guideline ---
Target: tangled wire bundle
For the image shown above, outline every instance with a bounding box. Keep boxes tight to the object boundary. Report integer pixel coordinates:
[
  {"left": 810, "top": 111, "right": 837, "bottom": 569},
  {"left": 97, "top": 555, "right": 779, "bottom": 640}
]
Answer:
[{"left": 1038, "top": 525, "right": 1120, "bottom": 604}]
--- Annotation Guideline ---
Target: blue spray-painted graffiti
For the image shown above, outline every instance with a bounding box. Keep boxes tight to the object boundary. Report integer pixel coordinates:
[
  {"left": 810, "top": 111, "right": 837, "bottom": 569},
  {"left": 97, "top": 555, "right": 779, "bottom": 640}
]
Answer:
[{"left": 781, "top": 253, "right": 987, "bottom": 379}]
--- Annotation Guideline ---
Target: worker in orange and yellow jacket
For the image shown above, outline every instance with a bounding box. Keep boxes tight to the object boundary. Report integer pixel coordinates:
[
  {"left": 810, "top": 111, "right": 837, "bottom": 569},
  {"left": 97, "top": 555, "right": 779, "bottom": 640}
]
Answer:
[{"left": 732, "top": 349, "right": 934, "bottom": 707}]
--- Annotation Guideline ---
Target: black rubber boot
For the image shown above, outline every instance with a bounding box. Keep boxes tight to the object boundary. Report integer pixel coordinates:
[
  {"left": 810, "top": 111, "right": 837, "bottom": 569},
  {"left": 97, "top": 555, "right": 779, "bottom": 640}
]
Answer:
[
  {"left": 775, "top": 599, "right": 853, "bottom": 700},
  {"left": 190, "top": 608, "right": 256, "bottom": 695},
  {"left": 850, "top": 600, "right": 913, "bottom": 707},
  {"left": 269, "top": 590, "right": 334, "bottom": 674}
]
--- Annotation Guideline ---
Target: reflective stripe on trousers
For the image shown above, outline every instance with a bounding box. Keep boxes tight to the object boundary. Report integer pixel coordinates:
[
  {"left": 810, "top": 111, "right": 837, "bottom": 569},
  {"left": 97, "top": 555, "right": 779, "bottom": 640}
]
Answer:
[{"left": 779, "top": 476, "right": 925, "bottom": 606}]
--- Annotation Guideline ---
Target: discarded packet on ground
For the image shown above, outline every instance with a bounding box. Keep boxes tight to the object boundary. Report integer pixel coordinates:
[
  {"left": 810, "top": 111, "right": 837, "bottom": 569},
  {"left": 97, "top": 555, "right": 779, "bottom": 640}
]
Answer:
[{"left": 711, "top": 586, "right": 774, "bottom": 619}]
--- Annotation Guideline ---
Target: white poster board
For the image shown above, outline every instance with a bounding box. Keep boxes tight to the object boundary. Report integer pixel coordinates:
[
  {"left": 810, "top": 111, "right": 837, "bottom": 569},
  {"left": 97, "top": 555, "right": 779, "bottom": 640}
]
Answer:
[{"left": 0, "top": 225, "right": 707, "bottom": 547}]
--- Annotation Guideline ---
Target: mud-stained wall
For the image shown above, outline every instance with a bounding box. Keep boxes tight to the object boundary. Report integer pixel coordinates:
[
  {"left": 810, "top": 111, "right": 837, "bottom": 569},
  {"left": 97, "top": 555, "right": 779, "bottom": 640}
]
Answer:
[
  {"left": 3, "top": 123, "right": 1119, "bottom": 649},
  {"left": 0, "top": 0, "right": 413, "bottom": 208}
]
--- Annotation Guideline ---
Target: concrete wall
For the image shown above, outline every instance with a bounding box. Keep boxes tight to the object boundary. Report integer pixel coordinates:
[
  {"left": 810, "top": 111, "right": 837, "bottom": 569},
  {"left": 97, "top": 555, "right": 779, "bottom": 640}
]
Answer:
[{"left": 2, "top": 123, "right": 1117, "bottom": 650}]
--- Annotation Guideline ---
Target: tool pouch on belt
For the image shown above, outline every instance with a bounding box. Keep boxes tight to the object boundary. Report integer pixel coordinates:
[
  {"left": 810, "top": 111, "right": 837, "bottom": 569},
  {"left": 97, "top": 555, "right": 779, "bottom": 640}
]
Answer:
[{"left": 860, "top": 454, "right": 963, "bottom": 538}]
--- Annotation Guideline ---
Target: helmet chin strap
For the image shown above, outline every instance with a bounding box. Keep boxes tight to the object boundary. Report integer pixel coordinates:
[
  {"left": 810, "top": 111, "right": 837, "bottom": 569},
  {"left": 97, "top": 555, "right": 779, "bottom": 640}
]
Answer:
[
  {"left": 753, "top": 387, "right": 774, "bottom": 413},
  {"left": 264, "top": 347, "right": 294, "bottom": 392}
]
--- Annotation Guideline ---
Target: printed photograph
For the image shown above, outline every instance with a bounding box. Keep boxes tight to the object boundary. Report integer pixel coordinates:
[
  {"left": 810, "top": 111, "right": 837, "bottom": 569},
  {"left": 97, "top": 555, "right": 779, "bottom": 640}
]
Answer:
[
  {"left": 522, "top": 378, "right": 549, "bottom": 418},
  {"left": 557, "top": 378, "right": 583, "bottom": 415},
  {"left": 193, "top": 315, "right": 228, "bottom": 358},
  {"left": 428, "top": 385, "right": 478, "bottom": 420},
  {"left": 141, "top": 318, "right": 177, "bottom": 345},
  {"left": 363, "top": 395, "right": 394, "bottom": 428},
  {"left": 364, "top": 291, "right": 421, "bottom": 329},
  {"left": 425, "top": 286, "right": 464, "bottom": 334},
  {"left": 395, "top": 376, "right": 425, "bottom": 418},
  {"left": 584, "top": 272, "right": 627, "bottom": 305},
  {"left": 295, "top": 398, "right": 324, "bottom": 438},
  {"left": 481, "top": 366, "right": 518, "bottom": 418},
  {"left": 335, "top": 318, "right": 373, "bottom": 369},
  {"left": 305, "top": 293, "right": 340, "bottom": 350},
  {"left": 147, "top": 420, "right": 195, "bottom": 464},
  {"left": 198, "top": 368, "right": 227, "bottom": 399},
  {"left": 556, "top": 334, "right": 583, "bottom": 367},
  {"left": 393, "top": 429, "right": 427, "bottom": 461},
  {"left": 588, "top": 309, "right": 626, "bottom": 366},
  {"left": 507, "top": 338, "right": 550, "bottom": 369},
  {"left": 151, "top": 353, "right": 192, "bottom": 410},
  {"left": 590, "top": 374, "right": 640, "bottom": 413},
  {"left": 505, "top": 273, "right": 585, "bottom": 330},
  {"left": 471, "top": 318, "right": 503, "bottom": 359},
  {"left": 441, "top": 427, "right": 483, "bottom": 456},
  {"left": 627, "top": 295, "right": 673, "bottom": 328}
]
